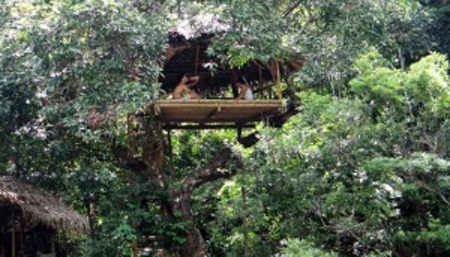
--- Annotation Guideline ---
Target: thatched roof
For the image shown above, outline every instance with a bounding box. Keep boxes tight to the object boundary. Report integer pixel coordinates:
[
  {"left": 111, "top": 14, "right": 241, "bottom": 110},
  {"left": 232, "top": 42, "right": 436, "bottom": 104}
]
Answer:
[
  {"left": 168, "top": 11, "right": 229, "bottom": 40},
  {"left": 0, "top": 177, "right": 89, "bottom": 233}
]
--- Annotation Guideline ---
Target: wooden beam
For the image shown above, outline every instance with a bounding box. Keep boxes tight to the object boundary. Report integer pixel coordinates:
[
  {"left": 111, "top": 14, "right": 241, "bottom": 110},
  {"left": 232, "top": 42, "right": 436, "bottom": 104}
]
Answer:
[
  {"left": 249, "top": 108, "right": 281, "bottom": 121},
  {"left": 162, "top": 71, "right": 234, "bottom": 77},
  {"left": 251, "top": 60, "right": 266, "bottom": 70},
  {"left": 163, "top": 124, "right": 255, "bottom": 130},
  {"left": 153, "top": 100, "right": 283, "bottom": 123},
  {"left": 155, "top": 99, "right": 282, "bottom": 106}
]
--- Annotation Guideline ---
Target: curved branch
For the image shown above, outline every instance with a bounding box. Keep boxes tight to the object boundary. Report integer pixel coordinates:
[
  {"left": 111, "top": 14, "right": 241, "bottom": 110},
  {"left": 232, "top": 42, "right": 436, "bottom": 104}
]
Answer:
[{"left": 181, "top": 148, "right": 237, "bottom": 195}]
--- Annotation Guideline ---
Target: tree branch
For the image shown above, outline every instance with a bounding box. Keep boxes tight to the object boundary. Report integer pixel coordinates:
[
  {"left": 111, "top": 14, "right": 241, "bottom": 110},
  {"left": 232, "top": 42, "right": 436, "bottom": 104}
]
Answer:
[
  {"left": 283, "top": 0, "right": 304, "bottom": 18},
  {"left": 181, "top": 147, "right": 238, "bottom": 195},
  {"left": 299, "top": 15, "right": 318, "bottom": 34},
  {"left": 400, "top": 171, "right": 450, "bottom": 207},
  {"left": 414, "top": 177, "right": 450, "bottom": 207}
]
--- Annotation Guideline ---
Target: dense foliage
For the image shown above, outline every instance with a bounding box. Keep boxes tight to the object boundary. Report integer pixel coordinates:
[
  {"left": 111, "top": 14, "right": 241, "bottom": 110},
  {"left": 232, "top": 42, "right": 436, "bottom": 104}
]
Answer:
[{"left": 1, "top": 0, "right": 450, "bottom": 256}]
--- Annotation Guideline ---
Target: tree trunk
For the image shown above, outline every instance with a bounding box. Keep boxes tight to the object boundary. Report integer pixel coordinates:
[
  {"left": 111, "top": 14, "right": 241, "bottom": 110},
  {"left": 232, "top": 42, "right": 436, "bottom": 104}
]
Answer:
[
  {"left": 139, "top": 113, "right": 241, "bottom": 256},
  {"left": 179, "top": 192, "right": 208, "bottom": 257},
  {"left": 175, "top": 148, "right": 239, "bottom": 256},
  {"left": 142, "top": 116, "right": 167, "bottom": 184}
]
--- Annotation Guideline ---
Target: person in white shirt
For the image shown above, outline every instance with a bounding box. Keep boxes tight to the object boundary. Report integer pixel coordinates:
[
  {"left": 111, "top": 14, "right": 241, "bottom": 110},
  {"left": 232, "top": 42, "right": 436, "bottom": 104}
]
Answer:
[{"left": 235, "top": 79, "right": 254, "bottom": 100}]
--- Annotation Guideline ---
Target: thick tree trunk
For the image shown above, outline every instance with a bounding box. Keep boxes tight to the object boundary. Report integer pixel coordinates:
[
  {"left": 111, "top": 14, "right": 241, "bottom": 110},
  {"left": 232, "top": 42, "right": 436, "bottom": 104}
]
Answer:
[
  {"left": 136, "top": 114, "right": 240, "bottom": 256},
  {"left": 142, "top": 116, "right": 167, "bottom": 184},
  {"left": 179, "top": 193, "right": 208, "bottom": 257}
]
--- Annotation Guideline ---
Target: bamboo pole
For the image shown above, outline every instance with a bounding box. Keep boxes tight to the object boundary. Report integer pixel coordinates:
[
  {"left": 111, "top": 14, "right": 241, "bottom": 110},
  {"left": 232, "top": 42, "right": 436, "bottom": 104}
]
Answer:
[
  {"left": 20, "top": 213, "right": 24, "bottom": 257},
  {"left": 232, "top": 71, "right": 238, "bottom": 98},
  {"left": 258, "top": 66, "right": 263, "bottom": 98},
  {"left": 12, "top": 208, "right": 16, "bottom": 257},
  {"left": 237, "top": 123, "right": 242, "bottom": 140},
  {"left": 194, "top": 45, "right": 200, "bottom": 75},
  {"left": 275, "top": 61, "right": 282, "bottom": 100},
  {"left": 269, "top": 60, "right": 277, "bottom": 99},
  {"left": 133, "top": 240, "right": 138, "bottom": 257}
]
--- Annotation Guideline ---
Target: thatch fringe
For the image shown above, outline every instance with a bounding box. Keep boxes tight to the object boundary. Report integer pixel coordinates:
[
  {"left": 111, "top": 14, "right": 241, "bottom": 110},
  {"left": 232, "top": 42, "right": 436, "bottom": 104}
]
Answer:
[{"left": 0, "top": 177, "right": 89, "bottom": 233}]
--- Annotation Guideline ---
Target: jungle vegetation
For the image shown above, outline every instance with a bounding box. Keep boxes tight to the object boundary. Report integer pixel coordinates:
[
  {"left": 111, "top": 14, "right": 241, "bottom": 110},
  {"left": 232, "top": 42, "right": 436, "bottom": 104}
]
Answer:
[{"left": 1, "top": 0, "right": 450, "bottom": 256}]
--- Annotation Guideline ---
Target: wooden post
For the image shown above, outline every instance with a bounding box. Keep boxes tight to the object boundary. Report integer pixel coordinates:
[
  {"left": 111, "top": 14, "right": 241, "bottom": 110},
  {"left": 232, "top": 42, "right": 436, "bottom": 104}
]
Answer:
[
  {"left": 194, "top": 45, "right": 200, "bottom": 75},
  {"left": 232, "top": 71, "right": 239, "bottom": 98},
  {"left": 275, "top": 61, "right": 282, "bottom": 100},
  {"left": 269, "top": 61, "right": 275, "bottom": 99},
  {"left": 237, "top": 123, "right": 242, "bottom": 140},
  {"left": 258, "top": 66, "right": 263, "bottom": 98},
  {"left": 133, "top": 240, "right": 139, "bottom": 257},
  {"left": 11, "top": 208, "right": 16, "bottom": 257},
  {"left": 20, "top": 212, "right": 24, "bottom": 257}
]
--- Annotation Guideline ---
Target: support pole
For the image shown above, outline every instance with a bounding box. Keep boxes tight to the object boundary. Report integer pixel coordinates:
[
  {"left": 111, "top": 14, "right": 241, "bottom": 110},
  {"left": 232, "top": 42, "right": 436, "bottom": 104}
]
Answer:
[
  {"left": 194, "top": 45, "right": 200, "bottom": 75},
  {"left": 269, "top": 61, "right": 275, "bottom": 99},
  {"left": 12, "top": 208, "right": 16, "bottom": 257},
  {"left": 237, "top": 123, "right": 243, "bottom": 140},
  {"left": 276, "top": 61, "right": 282, "bottom": 100},
  {"left": 232, "top": 71, "right": 239, "bottom": 98},
  {"left": 20, "top": 212, "right": 24, "bottom": 257},
  {"left": 258, "top": 66, "right": 263, "bottom": 98},
  {"left": 133, "top": 240, "right": 138, "bottom": 257}
]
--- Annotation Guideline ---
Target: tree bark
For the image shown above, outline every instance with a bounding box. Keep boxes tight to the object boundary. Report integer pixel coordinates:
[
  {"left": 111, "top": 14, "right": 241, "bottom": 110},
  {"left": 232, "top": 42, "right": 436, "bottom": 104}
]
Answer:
[
  {"left": 175, "top": 147, "right": 240, "bottom": 257},
  {"left": 142, "top": 116, "right": 166, "bottom": 183}
]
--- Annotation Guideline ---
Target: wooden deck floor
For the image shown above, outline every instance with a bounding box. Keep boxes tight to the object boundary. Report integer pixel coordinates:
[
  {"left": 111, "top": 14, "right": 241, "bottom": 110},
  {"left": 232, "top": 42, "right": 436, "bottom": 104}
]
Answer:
[{"left": 154, "top": 99, "right": 283, "bottom": 123}]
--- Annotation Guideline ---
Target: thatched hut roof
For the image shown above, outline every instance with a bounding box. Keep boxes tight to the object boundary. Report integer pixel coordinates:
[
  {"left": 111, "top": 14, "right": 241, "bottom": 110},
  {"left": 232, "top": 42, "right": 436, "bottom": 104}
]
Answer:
[
  {"left": 0, "top": 177, "right": 89, "bottom": 233},
  {"left": 168, "top": 11, "right": 229, "bottom": 40}
]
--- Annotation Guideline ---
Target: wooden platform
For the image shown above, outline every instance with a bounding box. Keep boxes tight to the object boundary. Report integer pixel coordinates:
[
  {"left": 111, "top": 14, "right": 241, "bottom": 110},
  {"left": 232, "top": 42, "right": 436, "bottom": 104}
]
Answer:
[{"left": 154, "top": 99, "right": 283, "bottom": 123}]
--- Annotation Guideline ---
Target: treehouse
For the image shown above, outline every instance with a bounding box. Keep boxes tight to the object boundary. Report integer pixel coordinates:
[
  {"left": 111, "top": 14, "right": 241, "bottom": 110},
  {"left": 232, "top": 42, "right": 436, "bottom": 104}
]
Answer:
[{"left": 153, "top": 17, "right": 302, "bottom": 131}]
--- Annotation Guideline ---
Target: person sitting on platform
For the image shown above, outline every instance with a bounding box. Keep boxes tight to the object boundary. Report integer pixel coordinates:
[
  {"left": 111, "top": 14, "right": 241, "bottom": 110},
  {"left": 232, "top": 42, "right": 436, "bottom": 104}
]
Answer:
[
  {"left": 235, "top": 79, "right": 254, "bottom": 100},
  {"left": 173, "top": 73, "right": 200, "bottom": 99}
]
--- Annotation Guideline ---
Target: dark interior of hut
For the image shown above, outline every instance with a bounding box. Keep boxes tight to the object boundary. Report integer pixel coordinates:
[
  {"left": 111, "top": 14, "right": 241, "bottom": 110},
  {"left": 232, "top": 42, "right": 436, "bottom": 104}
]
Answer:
[
  {"left": 0, "top": 205, "right": 63, "bottom": 257},
  {"left": 160, "top": 32, "right": 277, "bottom": 99}
]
